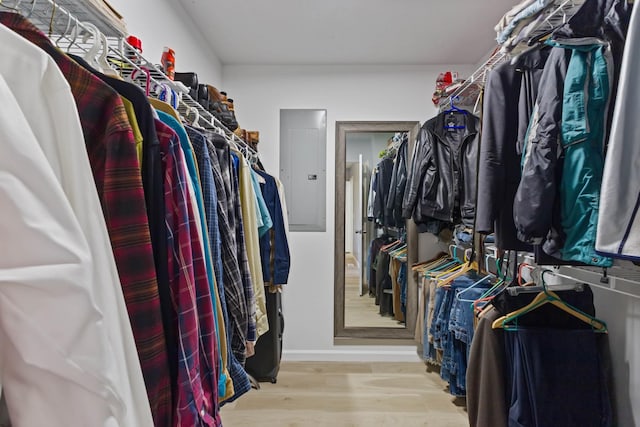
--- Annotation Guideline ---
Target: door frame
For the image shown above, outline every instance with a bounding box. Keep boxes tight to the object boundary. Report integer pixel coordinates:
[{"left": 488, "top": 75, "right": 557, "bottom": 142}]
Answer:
[{"left": 334, "top": 121, "right": 421, "bottom": 340}]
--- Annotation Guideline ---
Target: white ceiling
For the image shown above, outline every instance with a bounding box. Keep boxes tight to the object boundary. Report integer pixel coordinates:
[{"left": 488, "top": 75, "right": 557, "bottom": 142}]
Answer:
[{"left": 177, "top": 0, "right": 518, "bottom": 66}]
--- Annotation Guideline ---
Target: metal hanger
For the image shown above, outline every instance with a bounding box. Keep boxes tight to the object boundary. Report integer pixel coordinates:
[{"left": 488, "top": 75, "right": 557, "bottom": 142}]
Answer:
[
  {"left": 55, "top": 10, "right": 72, "bottom": 47},
  {"left": 25, "top": 0, "right": 37, "bottom": 18},
  {"left": 0, "top": 0, "right": 24, "bottom": 13}
]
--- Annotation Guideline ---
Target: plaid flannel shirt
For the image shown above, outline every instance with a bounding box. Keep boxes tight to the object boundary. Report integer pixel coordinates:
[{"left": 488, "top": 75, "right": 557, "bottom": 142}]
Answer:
[
  {"left": 204, "top": 131, "right": 251, "bottom": 364},
  {"left": 187, "top": 127, "right": 252, "bottom": 402},
  {"left": 156, "top": 121, "right": 222, "bottom": 426}
]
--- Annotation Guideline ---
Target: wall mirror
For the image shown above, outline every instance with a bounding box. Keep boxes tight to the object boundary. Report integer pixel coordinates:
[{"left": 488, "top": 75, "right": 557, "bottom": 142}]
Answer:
[{"left": 334, "top": 121, "right": 420, "bottom": 341}]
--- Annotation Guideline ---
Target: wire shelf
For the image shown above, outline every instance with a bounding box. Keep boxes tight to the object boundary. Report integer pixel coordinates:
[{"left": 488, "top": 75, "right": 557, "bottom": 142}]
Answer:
[
  {"left": 5, "top": 0, "right": 258, "bottom": 157},
  {"left": 438, "top": 0, "right": 586, "bottom": 113}
]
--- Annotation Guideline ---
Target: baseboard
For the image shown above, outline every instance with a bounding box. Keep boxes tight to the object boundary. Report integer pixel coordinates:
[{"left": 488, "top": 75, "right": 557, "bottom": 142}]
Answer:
[{"left": 282, "top": 348, "right": 422, "bottom": 363}]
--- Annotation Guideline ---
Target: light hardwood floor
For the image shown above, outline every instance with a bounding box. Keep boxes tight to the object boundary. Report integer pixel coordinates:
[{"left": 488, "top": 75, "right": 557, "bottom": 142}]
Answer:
[
  {"left": 222, "top": 362, "right": 468, "bottom": 426},
  {"left": 344, "top": 254, "right": 404, "bottom": 329}
]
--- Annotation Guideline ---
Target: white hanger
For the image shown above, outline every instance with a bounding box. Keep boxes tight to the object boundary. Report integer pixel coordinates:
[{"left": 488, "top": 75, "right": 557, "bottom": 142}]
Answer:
[
  {"left": 81, "top": 23, "right": 103, "bottom": 72},
  {"left": 187, "top": 107, "right": 200, "bottom": 126},
  {"left": 98, "top": 32, "right": 119, "bottom": 77}
]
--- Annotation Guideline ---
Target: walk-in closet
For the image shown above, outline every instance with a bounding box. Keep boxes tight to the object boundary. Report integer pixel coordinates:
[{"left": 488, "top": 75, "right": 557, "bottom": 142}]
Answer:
[{"left": 0, "top": 0, "right": 638, "bottom": 426}]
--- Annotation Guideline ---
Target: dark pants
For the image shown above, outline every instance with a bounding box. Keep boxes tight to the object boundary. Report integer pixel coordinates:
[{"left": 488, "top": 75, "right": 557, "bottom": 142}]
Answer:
[{"left": 504, "top": 328, "right": 612, "bottom": 427}]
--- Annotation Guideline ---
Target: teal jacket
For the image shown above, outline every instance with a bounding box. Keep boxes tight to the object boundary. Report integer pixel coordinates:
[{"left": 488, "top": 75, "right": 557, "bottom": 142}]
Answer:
[{"left": 515, "top": 39, "right": 613, "bottom": 267}]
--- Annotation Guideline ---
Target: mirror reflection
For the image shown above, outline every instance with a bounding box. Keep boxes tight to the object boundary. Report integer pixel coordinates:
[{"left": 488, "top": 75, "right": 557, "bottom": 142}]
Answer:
[{"left": 344, "top": 131, "right": 408, "bottom": 329}]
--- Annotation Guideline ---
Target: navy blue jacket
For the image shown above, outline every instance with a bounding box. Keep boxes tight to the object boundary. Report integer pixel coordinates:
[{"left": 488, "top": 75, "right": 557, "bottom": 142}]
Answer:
[{"left": 255, "top": 170, "right": 291, "bottom": 285}]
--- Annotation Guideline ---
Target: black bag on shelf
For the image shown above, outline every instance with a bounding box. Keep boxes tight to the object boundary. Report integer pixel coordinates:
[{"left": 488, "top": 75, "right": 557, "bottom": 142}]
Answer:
[{"left": 245, "top": 290, "right": 284, "bottom": 383}]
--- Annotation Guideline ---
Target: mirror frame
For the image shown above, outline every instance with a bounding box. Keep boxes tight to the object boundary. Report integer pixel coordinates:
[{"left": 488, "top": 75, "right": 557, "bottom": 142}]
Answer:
[{"left": 334, "top": 121, "right": 421, "bottom": 341}]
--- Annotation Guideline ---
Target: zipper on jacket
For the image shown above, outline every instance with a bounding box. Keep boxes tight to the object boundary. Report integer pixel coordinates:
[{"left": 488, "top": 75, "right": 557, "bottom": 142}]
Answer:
[{"left": 584, "top": 50, "right": 592, "bottom": 135}]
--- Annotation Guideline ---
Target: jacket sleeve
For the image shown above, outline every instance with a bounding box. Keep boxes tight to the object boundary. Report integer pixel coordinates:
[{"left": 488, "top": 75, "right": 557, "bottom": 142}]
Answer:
[
  {"left": 402, "top": 127, "right": 432, "bottom": 219},
  {"left": 476, "top": 66, "right": 510, "bottom": 234},
  {"left": 367, "top": 169, "right": 377, "bottom": 221},
  {"left": 387, "top": 140, "right": 408, "bottom": 227},
  {"left": 385, "top": 155, "right": 399, "bottom": 225},
  {"left": 513, "top": 47, "right": 569, "bottom": 243},
  {"left": 272, "top": 188, "right": 291, "bottom": 285}
]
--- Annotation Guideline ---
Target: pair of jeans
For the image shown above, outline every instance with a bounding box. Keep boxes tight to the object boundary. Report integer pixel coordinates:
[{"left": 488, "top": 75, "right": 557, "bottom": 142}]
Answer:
[{"left": 440, "top": 276, "right": 490, "bottom": 395}]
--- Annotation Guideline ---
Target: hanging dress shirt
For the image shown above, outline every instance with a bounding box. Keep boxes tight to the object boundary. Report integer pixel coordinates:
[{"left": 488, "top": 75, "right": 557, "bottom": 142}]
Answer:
[
  {"left": 0, "top": 73, "right": 124, "bottom": 427},
  {"left": 0, "top": 20, "right": 154, "bottom": 427}
]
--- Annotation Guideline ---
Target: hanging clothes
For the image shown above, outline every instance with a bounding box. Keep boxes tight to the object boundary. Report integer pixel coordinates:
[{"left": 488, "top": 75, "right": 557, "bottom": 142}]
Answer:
[
  {"left": 385, "top": 136, "right": 409, "bottom": 228},
  {"left": 367, "top": 167, "right": 378, "bottom": 221},
  {"left": 233, "top": 151, "right": 269, "bottom": 339},
  {"left": 205, "top": 130, "right": 253, "bottom": 365},
  {"left": 255, "top": 169, "right": 291, "bottom": 286},
  {"left": 515, "top": 42, "right": 613, "bottom": 267},
  {"left": 475, "top": 47, "right": 550, "bottom": 251},
  {"left": 402, "top": 111, "right": 481, "bottom": 230},
  {"left": 184, "top": 126, "right": 253, "bottom": 404},
  {"left": 0, "top": 72, "right": 126, "bottom": 427},
  {"left": 373, "top": 156, "right": 394, "bottom": 226},
  {"left": 597, "top": 2, "right": 640, "bottom": 260},
  {"left": 0, "top": 15, "right": 158, "bottom": 427},
  {"left": 155, "top": 120, "right": 222, "bottom": 427}
]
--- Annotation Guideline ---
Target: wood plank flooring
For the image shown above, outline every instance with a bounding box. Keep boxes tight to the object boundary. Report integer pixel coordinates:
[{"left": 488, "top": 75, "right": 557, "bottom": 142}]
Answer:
[
  {"left": 222, "top": 362, "right": 468, "bottom": 426},
  {"left": 344, "top": 254, "right": 404, "bottom": 329}
]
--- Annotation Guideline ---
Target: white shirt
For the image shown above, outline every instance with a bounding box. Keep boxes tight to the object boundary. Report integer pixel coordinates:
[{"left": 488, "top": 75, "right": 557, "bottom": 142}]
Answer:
[
  {"left": 0, "top": 73, "right": 123, "bottom": 426},
  {"left": 0, "top": 25, "right": 153, "bottom": 426}
]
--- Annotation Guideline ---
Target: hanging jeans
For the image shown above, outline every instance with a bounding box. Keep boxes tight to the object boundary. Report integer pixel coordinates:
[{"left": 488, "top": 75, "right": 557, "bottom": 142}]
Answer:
[
  {"left": 504, "top": 328, "right": 612, "bottom": 427},
  {"left": 430, "top": 275, "right": 490, "bottom": 396}
]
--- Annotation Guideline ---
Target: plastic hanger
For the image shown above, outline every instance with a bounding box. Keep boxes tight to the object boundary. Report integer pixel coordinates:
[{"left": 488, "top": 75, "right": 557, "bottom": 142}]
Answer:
[
  {"left": 443, "top": 96, "right": 467, "bottom": 130},
  {"left": 129, "top": 66, "right": 151, "bottom": 96},
  {"left": 456, "top": 274, "right": 493, "bottom": 303},
  {"left": 98, "top": 32, "right": 119, "bottom": 77},
  {"left": 81, "top": 23, "right": 103, "bottom": 72},
  {"left": 437, "top": 259, "right": 479, "bottom": 288},
  {"left": 493, "top": 289, "right": 607, "bottom": 332},
  {"left": 186, "top": 107, "right": 201, "bottom": 127},
  {"left": 492, "top": 273, "right": 608, "bottom": 332}
]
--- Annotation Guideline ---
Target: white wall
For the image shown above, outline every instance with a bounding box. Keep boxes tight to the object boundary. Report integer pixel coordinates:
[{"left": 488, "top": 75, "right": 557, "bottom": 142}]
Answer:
[
  {"left": 107, "top": 0, "right": 223, "bottom": 85},
  {"left": 222, "top": 64, "right": 474, "bottom": 361}
]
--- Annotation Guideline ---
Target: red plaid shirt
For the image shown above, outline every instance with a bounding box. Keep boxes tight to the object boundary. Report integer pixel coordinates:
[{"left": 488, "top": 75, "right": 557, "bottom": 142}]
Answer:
[
  {"left": 156, "top": 121, "right": 221, "bottom": 427},
  {"left": 0, "top": 14, "right": 172, "bottom": 426}
]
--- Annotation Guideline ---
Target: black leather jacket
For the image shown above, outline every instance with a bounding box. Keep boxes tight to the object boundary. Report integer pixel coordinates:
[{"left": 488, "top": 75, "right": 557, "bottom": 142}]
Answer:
[
  {"left": 385, "top": 137, "right": 408, "bottom": 227},
  {"left": 402, "top": 112, "right": 480, "bottom": 228}
]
